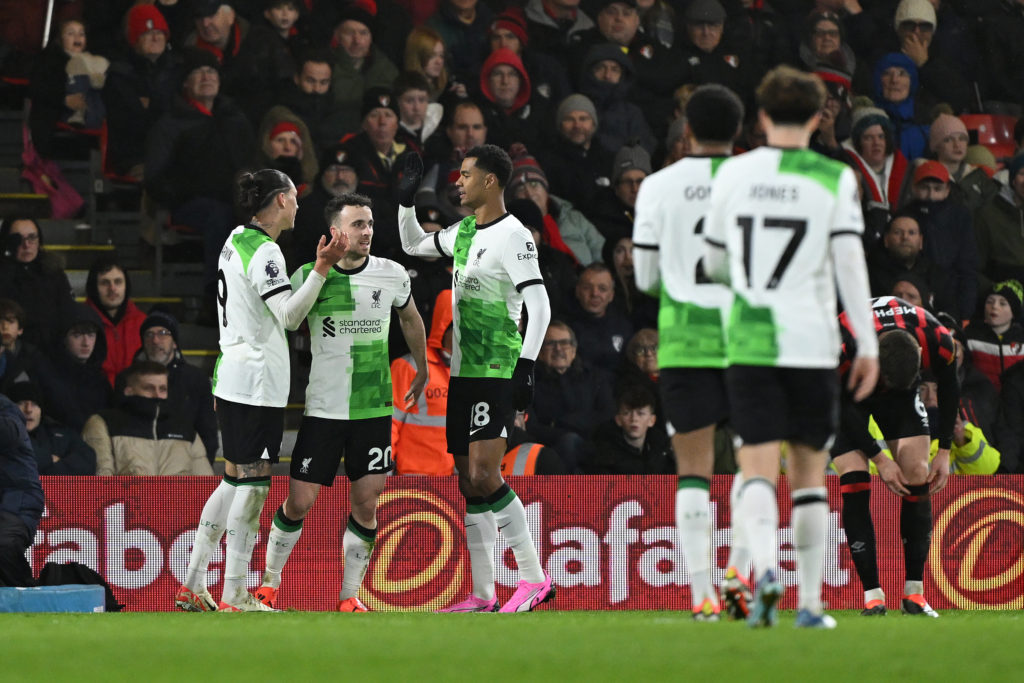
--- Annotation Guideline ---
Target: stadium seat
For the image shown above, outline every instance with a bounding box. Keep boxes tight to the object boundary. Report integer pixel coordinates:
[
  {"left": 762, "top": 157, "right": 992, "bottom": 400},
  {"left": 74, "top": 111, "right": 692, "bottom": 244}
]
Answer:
[{"left": 960, "top": 114, "right": 1018, "bottom": 162}]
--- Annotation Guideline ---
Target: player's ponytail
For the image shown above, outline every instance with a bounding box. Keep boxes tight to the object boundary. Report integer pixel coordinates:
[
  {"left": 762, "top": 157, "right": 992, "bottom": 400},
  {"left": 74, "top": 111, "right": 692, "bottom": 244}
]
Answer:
[{"left": 236, "top": 169, "right": 293, "bottom": 216}]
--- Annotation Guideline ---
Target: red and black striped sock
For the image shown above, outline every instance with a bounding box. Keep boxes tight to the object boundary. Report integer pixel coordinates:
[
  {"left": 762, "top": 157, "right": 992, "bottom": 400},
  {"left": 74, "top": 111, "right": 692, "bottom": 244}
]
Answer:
[
  {"left": 901, "top": 483, "right": 932, "bottom": 583},
  {"left": 839, "top": 471, "right": 880, "bottom": 591}
]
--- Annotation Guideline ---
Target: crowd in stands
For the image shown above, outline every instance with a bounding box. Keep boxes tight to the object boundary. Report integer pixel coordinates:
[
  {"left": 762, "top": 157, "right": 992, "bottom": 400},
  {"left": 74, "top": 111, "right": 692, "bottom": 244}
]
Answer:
[{"left": 2, "top": 0, "right": 1024, "bottom": 476}]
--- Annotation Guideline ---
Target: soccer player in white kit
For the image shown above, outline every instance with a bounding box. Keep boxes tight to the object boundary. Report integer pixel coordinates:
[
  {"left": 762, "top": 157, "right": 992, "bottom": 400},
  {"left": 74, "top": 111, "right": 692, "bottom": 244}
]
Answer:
[
  {"left": 252, "top": 192, "right": 429, "bottom": 611},
  {"left": 632, "top": 84, "right": 749, "bottom": 622},
  {"left": 397, "top": 145, "right": 555, "bottom": 612},
  {"left": 703, "top": 66, "right": 879, "bottom": 629},
  {"left": 175, "top": 169, "right": 346, "bottom": 612}
]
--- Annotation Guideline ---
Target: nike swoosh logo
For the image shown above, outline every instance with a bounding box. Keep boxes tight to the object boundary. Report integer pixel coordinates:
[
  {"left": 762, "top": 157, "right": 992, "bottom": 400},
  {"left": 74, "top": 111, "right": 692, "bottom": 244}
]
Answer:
[
  {"left": 498, "top": 523, "right": 510, "bottom": 531},
  {"left": 469, "top": 427, "right": 485, "bottom": 435},
  {"left": 317, "top": 297, "right": 329, "bottom": 303}
]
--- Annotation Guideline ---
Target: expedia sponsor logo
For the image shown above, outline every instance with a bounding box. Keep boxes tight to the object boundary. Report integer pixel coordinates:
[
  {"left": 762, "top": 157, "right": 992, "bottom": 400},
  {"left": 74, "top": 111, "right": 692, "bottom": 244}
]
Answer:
[{"left": 929, "top": 487, "right": 1024, "bottom": 609}]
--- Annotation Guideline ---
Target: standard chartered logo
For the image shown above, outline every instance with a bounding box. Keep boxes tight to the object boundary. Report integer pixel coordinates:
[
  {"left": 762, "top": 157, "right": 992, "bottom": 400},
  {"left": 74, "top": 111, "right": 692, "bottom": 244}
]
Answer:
[{"left": 929, "top": 487, "right": 1024, "bottom": 609}]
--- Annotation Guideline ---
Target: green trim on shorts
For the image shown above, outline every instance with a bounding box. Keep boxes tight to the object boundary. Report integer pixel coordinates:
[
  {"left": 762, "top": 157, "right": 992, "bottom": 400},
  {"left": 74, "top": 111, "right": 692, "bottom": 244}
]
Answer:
[
  {"left": 677, "top": 476, "right": 711, "bottom": 491},
  {"left": 489, "top": 488, "right": 517, "bottom": 513},
  {"left": 346, "top": 518, "right": 376, "bottom": 544},
  {"left": 273, "top": 511, "right": 303, "bottom": 533},
  {"left": 465, "top": 503, "right": 490, "bottom": 515}
]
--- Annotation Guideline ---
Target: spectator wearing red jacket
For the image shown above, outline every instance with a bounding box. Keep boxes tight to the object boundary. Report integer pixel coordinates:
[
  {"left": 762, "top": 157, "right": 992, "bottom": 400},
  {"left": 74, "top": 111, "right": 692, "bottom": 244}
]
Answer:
[{"left": 85, "top": 258, "right": 147, "bottom": 387}]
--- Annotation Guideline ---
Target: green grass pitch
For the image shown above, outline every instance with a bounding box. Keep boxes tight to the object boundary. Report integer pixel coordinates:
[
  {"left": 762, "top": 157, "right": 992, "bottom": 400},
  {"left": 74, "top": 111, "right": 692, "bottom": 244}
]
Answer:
[{"left": 5, "top": 610, "right": 1023, "bottom": 681}]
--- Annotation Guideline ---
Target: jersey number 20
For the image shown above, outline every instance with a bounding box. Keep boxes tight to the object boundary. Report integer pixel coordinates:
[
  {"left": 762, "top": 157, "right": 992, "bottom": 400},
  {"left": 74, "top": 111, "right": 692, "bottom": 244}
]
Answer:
[{"left": 736, "top": 217, "right": 807, "bottom": 289}]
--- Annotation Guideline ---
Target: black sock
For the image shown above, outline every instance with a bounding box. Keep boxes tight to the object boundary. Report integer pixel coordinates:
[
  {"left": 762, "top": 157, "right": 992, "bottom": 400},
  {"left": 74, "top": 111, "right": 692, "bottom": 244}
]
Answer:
[
  {"left": 901, "top": 483, "right": 932, "bottom": 583},
  {"left": 840, "top": 472, "right": 880, "bottom": 591}
]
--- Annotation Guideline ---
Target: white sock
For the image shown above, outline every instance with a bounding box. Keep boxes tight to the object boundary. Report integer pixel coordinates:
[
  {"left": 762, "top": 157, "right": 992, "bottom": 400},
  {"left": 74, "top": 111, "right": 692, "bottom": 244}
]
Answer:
[
  {"left": 904, "top": 580, "right": 924, "bottom": 597},
  {"left": 222, "top": 482, "right": 270, "bottom": 603},
  {"left": 464, "top": 504, "right": 497, "bottom": 601},
  {"left": 865, "top": 587, "right": 885, "bottom": 605},
  {"left": 261, "top": 508, "right": 303, "bottom": 590},
  {"left": 738, "top": 477, "right": 778, "bottom": 581},
  {"left": 491, "top": 488, "right": 544, "bottom": 584},
  {"left": 792, "top": 487, "right": 828, "bottom": 613},
  {"left": 184, "top": 479, "right": 236, "bottom": 592},
  {"left": 675, "top": 480, "right": 715, "bottom": 607},
  {"left": 726, "top": 471, "right": 750, "bottom": 578},
  {"left": 340, "top": 517, "right": 376, "bottom": 600}
]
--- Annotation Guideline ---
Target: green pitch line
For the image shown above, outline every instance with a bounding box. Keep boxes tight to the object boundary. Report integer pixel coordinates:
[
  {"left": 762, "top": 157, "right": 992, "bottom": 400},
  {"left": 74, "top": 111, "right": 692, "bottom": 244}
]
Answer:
[{"left": 4, "top": 611, "right": 1023, "bottom": 681}]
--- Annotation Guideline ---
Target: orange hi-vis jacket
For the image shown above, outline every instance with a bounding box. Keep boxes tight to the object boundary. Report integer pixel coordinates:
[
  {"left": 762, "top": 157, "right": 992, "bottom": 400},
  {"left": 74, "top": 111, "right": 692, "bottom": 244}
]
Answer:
[
  {"left": 391, "top": 289, "right": 454, "bottom": 475},
  {"left": 501, "top": 442, "right": 544, "bottom": 476}
]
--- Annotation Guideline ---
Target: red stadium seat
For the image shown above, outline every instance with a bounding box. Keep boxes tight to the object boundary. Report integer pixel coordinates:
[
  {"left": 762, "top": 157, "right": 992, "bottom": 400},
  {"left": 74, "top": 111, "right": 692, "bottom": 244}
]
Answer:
[{"left": 960, "top": 114, "right": 1018, "bottom": 161}]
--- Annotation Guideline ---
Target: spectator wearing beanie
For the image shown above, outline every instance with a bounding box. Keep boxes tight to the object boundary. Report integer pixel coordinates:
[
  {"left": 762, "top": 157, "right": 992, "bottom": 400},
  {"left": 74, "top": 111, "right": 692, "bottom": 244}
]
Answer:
[
  {"left": 144, "top": 47, "right": 255, "bottom": 292},
  {"left": 256, "top": 107, "right": 319, "bottom": 198},
  {"left": 577, "top": 42, "right": 657, "bottom": 156},
  {"left": 842, "top": 105, "right": 909, "bottom": 245},
  {"left": 871, "top": 52, "right": 932, "bottom": 162},
  {"left": 102, "top": 4, "right": 179, "bottom": 179},
  {"left": 327, "top": 1, "right": 399, "bottom": 138},
  {"left": 135, "top": 310, "right": 218, "bottom": 462},
  {"left": 885, "top": 0, "right": 971, "bottom": 115},
  {"left": 676, "top": 0, "right": 754, "bottom": 109},
  {"left": 506, "top": 143, "right": 605, "bottom": 266},
  {"left": 976, "top": 155, "right": 1024, "bottom": 293},
  {"left": 487, "top": 7, "right": 570, "bottom": 109},
  {"left": 7, "top": 381, "right": 96, "bottom": 476},
  {"left": 929, "top": 114, "right": 999, "bottom": 212},
  {"left": 591, "top": 142, "right": 652, "bottom": 239},
  {"left": 798, "top": 11, "right": 856, "bottom": 77},
  {"left": 904, "top": 160, "right": 978, "bottom": 321},
  {"left": 477, "top": 48, "right": 549, "bottom": 151},
  {"left": 536, "top": 93, "right": 616, "bottom": 211},
  {"left": 336, "top": 87, "right": 413, "bottom": 258},
  {"left": 965, "top": 279, "right": 1024, "bottom": 392},
  {"left": 185, "top": 0, "right": 296, "bottom": 125},
  {"left": 810, "top": 65, "right": 854, "bottom": 161}
]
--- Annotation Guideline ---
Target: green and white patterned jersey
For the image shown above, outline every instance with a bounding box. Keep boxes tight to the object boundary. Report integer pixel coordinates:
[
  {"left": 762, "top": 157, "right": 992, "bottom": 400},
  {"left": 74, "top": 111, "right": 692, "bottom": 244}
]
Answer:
[
  {"left": 433, "top": 212, "right": 542, "bottom": 379},
  {"left": 212, "top": 225, "right": 293, "bottom": 407},
  {"left": 291, "top": 256, "right": 411, "bottom": 420},
  {"left": 704, "top": 147, "right": 864, "bottom": 368},
  {"left": 633, "top": 155, "right": 730, "bottom": 369}
]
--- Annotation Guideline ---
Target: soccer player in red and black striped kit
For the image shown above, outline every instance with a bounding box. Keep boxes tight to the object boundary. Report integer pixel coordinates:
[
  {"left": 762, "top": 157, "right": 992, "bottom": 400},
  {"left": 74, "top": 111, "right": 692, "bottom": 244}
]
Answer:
[{"left": 832, "top": 296, "right": 957, "bottom": 617}]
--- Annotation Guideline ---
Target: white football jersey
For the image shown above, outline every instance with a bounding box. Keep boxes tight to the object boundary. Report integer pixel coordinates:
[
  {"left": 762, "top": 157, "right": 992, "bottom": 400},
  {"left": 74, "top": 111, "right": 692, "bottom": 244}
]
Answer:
[
  {"left": 633, "top": 155, "right": 731, "bottom": 369},
  {"left": 432, "top": 213, "right": 542, "bottom": 379},
  {"left": 212, "top": 225, "right": 293, "bottom": 407},
  {"left": 704, "top": 147, "right": 865, "bottom": 368},
  {"left": 292, "top": 256, "right": 411, "bottom": 420}
]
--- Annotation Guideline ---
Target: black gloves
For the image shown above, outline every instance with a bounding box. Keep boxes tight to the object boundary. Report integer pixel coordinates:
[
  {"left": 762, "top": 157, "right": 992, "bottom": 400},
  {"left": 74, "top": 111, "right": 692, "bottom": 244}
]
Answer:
[
  {"left": 396, "top": 152, "right": 424, "bottom": 207},
  {"left": 511, "top": 358, "right": 535, "bottom": 411}
]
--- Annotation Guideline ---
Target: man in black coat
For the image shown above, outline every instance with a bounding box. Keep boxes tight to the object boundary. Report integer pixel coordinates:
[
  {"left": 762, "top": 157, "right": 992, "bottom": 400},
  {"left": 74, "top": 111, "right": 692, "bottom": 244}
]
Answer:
[
  {"left": 133, "top": 311, "right": 218, "bottom": 463},
  {"left": 144, "top": 48, "right": 255, "bottom": 289},
  {"left": 527, "top": 320, "right": 615, "bottom": 473},
  {"left": 102, "top": 4, "right": 181, "bottom": 178},
  {"left": 7, "top": 381, "right": 95, "bottom": 476},
  {"left": 0, "top": 392, "right": 44, "bottom": 587}
]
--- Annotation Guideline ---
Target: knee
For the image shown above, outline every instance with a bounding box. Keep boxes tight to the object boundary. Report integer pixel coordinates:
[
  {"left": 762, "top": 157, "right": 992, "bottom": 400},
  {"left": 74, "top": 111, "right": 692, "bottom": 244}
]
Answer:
[
  {"left": 466, "top": 466, "right": 498, "bottom": 494},
  {"left": 902, "top": 461, "right": 929, "bottom": 486},
  {"left": 284, "top": 495, "right": 315, "bottom": 521}
]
